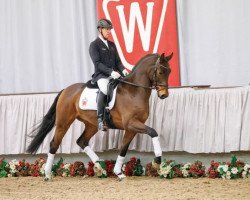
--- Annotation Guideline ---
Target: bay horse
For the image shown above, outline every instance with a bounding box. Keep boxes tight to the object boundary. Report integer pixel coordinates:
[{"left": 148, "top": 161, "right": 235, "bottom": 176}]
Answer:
[{"left": 27, "top": 52, "right": 173, "bottom": 180}]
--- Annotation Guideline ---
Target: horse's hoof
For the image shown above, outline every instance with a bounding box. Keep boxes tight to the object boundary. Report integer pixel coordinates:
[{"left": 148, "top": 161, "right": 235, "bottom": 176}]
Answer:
[
  {"left": 43, "top": 177, "right": 50, "bottom": 181},
  {"left": 117, "top": 173, "right": 126, "bottom": 181},
  {"left": 43, "top": 174, "right": 52, "bottom": 181}
]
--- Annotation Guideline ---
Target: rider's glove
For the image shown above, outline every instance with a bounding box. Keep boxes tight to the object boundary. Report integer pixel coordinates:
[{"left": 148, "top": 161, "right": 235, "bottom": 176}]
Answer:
[
  {"left": 110, "top": 71, "right": 121, "bottom": 79},
  {"left": 122, "top": 69, "right": 129, "bottom": 76}
]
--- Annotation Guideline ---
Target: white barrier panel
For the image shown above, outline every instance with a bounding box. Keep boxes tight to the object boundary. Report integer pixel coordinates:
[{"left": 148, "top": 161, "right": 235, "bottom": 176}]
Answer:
[{"left": 1, "top": 86, "right": 250, "bottom": 155}]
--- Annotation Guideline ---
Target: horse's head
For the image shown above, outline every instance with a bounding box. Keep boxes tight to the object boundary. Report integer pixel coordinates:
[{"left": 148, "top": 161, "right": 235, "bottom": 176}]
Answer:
[{"left": 153, "top": 53, "right": 173, "bottom": 99}]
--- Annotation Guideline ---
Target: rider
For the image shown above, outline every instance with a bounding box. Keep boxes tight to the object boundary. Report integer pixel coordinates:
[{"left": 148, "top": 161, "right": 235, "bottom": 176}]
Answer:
[{"left": 89, "top": 19, "right": 129, "bottom": 131}]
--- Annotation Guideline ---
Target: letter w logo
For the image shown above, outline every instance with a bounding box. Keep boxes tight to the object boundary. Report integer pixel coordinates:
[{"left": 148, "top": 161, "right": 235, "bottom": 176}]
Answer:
[
  {"left": 116, "top": 2, "right": 154, "bottom": 53},
  {"left": 102, "top": 0, "right": 168, "bottom": 70}
]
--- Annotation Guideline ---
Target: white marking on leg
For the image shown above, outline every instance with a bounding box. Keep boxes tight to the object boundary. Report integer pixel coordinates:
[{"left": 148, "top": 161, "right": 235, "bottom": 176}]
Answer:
[
  {"left": 152, "top": 137, "right": 162, "bottom": 157},
  {"left": 114, "top": 155, "right": 125, "bottom": 175},
  {"left": 83, "top": 146, "right": 99, "bottom": 163},
  {"left": 44, "top": 153, "right": 55, "bottom": 180}
]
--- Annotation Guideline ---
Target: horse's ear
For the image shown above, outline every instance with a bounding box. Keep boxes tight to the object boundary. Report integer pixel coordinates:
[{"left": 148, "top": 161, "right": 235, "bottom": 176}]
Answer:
[
  {"left": 165, "top": 52, "right": 173, "bottom": 61},
  {"left": 160, "top": 53, "right": 165, "bottom": 62}
]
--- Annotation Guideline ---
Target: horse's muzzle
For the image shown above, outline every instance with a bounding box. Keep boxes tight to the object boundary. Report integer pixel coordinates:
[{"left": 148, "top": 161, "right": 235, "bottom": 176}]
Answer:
[
  {"left": 159, "top": 93, "right": 168, "bottom": 99},
  {"left": 157, "top": 87, "right": 169, "bottom": 99}
]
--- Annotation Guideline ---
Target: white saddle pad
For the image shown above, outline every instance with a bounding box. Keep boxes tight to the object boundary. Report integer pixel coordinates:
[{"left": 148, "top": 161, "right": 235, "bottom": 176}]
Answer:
[{"left": 79, "top": 87, "right": 117, "bottom": 110}]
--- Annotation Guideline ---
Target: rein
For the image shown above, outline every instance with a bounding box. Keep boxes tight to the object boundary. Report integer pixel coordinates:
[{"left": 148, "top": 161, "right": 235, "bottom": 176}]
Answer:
[
  {"left": 118, "top": 79, "right": 154, "bottom": 90},
  {"left": 118, "top": 57, "right": 169, "bottom": 90}
]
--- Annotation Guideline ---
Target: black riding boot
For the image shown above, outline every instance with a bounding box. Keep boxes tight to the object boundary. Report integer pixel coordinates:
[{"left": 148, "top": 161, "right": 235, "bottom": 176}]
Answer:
[{"left": 97, "top": 91, "right": 108, "bottom": 131}]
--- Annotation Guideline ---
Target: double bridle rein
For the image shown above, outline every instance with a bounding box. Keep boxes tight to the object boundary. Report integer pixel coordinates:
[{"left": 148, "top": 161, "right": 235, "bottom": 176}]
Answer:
[{"left": 118, "top": 58, "right": 169, "bottom": 91}]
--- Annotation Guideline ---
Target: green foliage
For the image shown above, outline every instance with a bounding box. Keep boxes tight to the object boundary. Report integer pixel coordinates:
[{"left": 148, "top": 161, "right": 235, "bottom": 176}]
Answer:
[
  {"left": 52, "top": 157, "right": 63, "bottom": 176},
  {"left": 0, "top": 159, "right": 9, "bottom": 178}
]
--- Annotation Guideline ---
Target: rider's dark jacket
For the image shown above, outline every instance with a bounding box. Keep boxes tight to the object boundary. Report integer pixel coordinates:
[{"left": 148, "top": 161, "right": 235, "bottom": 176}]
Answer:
[{"left": 89, "top": 37, "right": 125, "bottom": 83}]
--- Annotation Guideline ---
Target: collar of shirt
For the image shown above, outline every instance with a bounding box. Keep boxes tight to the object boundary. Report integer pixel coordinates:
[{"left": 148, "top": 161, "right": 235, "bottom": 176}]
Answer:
[{"left": 99, "top": 35, "right": 109, "bottom": 49}]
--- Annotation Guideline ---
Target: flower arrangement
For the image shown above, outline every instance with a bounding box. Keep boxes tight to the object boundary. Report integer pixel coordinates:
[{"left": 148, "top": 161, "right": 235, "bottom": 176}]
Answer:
[
  {"left": 94, "top": 161, "right": 107, "bottom": 178},
  {"left": 86, "top": 161, "right": 108, "bottom": 178},
  {"left": 188, "top": 160, "right": 206, "bottom": 178},
  {"left": 8, "top": 159, "right": 20, "bottom": 177},
  {"left": 217, "top": 155, "right": 244, "bottom": 179},
  {"left": 29, "top": 158, "right": 46, "bottom": 177},
  {"left": 158, "top": 160, "right": 181, "bottom": 179},
  {"left": 104, "top": 160, "right": 116, "bottom": 177},
  {"left": 145, "top": 162, "right": 159, "bottom": 177},
  {"left": 51, "top": 158, "right": 63, "bottom": 176},
  {"left": 0, "top": 155, "right": 250, "bottom": 179},
  {"left": 0, "top": 159, "right": 9, "bottom": 177},
  {"left": 207, "top": 160, "right": 220, "bottom": 178},
  {"left": 71, "top": 161, "right": 86, "bottom": 176},
  {"left": 86, "top": 161, "right": 95, "bottom": 177},
  {"left": 57, "top": 163, "right": 71, "bottom": 177},
  {"left": 8, "top": 159, "right": 31, "bottom": 177},
  {"left": 242, "top": 164, "right": 250, "bottom": 178},
  {"left": 122, "top": 157, "right": 144, "bottom": 176},
  {"left": 181, "top": 163, "right": 191, "bottom": 178},
  {"left": 57, "top": 161, "right": 86, "bottom": 177}
]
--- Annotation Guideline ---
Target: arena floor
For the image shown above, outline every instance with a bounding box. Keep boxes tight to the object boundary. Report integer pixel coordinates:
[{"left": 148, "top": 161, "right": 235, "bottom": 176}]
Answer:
[{"left": 0, "top": 176, "right": 250, "bottom": 200}]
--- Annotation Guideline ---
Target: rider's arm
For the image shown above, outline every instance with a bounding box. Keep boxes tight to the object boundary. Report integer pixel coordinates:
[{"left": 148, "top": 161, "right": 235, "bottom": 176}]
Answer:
[{"left": 113, "top": 44, "right": 125, "bottom": 74}]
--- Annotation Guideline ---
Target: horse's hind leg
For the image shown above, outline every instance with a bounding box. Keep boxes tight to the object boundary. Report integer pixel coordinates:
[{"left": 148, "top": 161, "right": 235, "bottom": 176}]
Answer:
[
  {"left": 44, "top": 115, "right": 75, "bottom": 180},
  {"left": 76, "top": 122, "right": 99, "bottom": 163}
]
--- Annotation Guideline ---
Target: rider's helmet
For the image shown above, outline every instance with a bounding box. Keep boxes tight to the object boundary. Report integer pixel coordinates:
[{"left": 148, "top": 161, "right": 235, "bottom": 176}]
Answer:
[{"left": 97, "top": 19, "right": 113, "bottom": 29}]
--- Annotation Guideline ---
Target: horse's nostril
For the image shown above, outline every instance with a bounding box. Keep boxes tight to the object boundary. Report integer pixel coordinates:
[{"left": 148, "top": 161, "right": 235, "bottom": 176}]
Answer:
[
  {"left": 159, "top": 92, "right": 169, "bottom": 99},
  {"left": 160, "top": 94, "right": 167, "bottom": 99}
]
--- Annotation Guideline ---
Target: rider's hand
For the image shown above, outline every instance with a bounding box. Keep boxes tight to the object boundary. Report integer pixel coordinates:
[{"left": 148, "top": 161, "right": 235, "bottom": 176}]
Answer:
[
  {"left": 110, "top": 71, "right": 121, "bottom": 79},
  {"left": 122, "top": 69, "right": 129, "bottom": 76}
]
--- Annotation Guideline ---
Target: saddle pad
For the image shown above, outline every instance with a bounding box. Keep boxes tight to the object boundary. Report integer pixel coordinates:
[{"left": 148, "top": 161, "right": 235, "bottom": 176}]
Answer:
[{"left": 79, "top": 87, "right": 117, "bottom": 110}]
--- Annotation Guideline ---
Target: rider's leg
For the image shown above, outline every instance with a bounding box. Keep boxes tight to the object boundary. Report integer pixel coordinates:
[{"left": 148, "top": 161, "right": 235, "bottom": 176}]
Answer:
[{"left": 96, "top": 78, "right": 109, "bottom": 131}]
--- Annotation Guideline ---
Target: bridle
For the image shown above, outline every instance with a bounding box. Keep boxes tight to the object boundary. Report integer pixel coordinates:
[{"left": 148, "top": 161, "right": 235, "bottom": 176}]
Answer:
[{"left": 118, "top": 57, "right": 169, "bottom": 91}]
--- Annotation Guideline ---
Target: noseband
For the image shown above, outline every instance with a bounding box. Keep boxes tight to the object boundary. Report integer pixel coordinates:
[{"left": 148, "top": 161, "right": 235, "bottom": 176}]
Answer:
[{"left": 118, "top": 57, "right": 169, "bottom": 91}]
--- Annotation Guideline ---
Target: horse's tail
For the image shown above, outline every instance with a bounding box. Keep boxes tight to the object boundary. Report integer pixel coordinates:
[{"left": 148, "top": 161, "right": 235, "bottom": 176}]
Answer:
[{"left": 27, "top": 90, "right": 64, "bottom": 154}]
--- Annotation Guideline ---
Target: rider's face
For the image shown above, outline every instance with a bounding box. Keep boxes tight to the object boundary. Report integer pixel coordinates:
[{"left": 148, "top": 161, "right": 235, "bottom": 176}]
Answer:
[{"left": 101, "top": 28, "right": 111, "bottom": 39}]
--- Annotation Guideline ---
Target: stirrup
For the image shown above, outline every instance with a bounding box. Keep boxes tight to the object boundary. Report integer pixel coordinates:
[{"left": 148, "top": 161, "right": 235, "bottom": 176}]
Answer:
[{"left": 98, "top": 121, "right": 107, "bottom": 131}]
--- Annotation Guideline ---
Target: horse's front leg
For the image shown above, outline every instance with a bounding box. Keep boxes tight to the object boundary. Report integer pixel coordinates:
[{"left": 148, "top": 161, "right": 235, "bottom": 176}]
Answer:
[
  {"left": 145, "top": 125, "right": 162, "bottom": 170},
  {"left": 125, "top": 120, "right": 162, "bottom": 170},
  {"left": 114, "top": 130, "right": 136, "bottom": 181}
]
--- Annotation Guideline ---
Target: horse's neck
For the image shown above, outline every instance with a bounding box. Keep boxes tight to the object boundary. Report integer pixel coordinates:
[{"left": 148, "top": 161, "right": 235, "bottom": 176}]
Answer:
[
  {"left": 122, "top": 64, "right": 153, "bottom": 99},
  {"left": 128, "top": 65, "right": 152, "bottom": 88}
]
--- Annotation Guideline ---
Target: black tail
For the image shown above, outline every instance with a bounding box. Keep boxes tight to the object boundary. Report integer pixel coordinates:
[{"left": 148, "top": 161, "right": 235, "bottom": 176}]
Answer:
[{"left": 27, "top": 90, "right": 63, "bottom": 154}]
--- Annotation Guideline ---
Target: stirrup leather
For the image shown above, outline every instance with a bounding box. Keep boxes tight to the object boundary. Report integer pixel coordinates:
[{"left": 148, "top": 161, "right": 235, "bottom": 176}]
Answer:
[{"left": 98, "top": 121, "right": 107, "bottom": 131}]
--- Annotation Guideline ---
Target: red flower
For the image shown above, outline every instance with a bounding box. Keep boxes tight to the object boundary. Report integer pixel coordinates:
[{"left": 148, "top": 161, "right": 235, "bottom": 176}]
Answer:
[
  {"left": 198, "top": 170, "right": 204, "bottom": 176},
  {"left": 237, "top": 160, "right": 245, "bottom": 167},
  {"left": 19, "top": 160, "right": 25, "bottom": 167},
  {"left": 86, "top": 161, "right": 95, "bottom": 176},
  {"left": 214, "top": 162, "right": 219, "bottom": 169}
]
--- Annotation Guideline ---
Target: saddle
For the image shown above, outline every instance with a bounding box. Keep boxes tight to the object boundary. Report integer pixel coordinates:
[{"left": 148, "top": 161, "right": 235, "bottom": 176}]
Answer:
[
  {"left": 85, "top": 79, "right": 120, "bottom": 129},
  {"left": 104, "top": 79, "right": 119, "bottom": 129}
]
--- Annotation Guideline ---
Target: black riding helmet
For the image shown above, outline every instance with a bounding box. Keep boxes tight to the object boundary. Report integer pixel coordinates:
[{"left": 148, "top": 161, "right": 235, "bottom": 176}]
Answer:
[{"left": 97, "top": 19, "right": 113, "bottom": 29}]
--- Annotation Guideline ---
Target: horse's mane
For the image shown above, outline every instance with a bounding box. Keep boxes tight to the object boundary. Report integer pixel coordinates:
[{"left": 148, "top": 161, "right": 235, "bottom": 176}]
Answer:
[
  {"left": 122, "top": 54, "right": 159, "bottom": 81},
  {"left": 132, "top": 53, "right": 159, "bottom": 72}
]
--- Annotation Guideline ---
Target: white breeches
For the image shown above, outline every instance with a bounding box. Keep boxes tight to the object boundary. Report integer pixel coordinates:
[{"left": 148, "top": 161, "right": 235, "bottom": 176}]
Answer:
[{"left": 97, "top": 78, "right": 111, "bottom": 95}]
